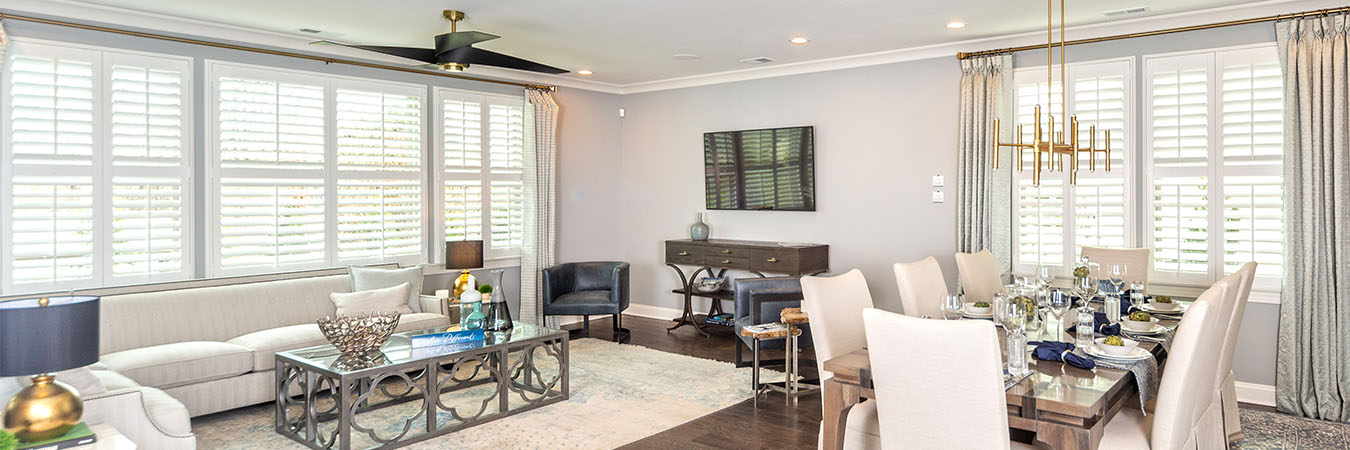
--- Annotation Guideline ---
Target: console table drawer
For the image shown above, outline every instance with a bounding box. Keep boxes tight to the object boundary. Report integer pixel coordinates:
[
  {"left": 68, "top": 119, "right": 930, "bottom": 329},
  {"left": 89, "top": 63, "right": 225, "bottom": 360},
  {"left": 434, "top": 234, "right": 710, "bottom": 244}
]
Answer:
[
  {"left": 666, "top": 243, "right": 703, "bottom": 264},
  {"left": 704, "top": 255, "right": 749, "bottom": 269},
  {"left": 750, "top": 249, "right": 800, "bottom": 272},
  {"left": 704, "top": 246, "right": 745, "bottom": 257}
]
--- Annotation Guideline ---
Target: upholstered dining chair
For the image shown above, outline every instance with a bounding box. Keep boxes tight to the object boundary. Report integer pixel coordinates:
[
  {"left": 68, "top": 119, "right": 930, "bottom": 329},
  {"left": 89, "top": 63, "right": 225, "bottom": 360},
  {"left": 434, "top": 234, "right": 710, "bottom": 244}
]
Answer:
[
  {"left": 1217, "top": 262, "right": 1258, "bottom": 444},
  {"left": 1099, "top": 274, "right": 1238, "bottom": 449},
  {"left": 542, "top": 261, "right": 630, "bottom": 342},
  {"left": 1080, "top": 246, "right": 1151, "bottom": 285},
  {"left": 861, "top": 308, "right": 1041, "bottom": 449},
  {"left": 801, "top": 269, "right": 880, "bottom": 449},
  {"left": 893, "top": 256, "right": 948, "bottom": 318},
  {"left": 955, "top": 249, "right": 1003, "bottom": 303}
]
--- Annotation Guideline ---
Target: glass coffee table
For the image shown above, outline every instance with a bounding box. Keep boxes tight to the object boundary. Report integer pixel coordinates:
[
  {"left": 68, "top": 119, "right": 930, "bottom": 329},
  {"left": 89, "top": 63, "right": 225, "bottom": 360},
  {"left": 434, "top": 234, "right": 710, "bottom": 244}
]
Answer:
[{"left": 274, "top": 322, "right": 568, "bottom": 449}]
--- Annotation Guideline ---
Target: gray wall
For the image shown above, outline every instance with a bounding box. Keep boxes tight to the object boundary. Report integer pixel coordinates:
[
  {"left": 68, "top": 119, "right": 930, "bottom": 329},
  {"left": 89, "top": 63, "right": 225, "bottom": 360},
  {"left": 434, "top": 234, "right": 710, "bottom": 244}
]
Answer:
[{"left": 608, "top": 23, "right": 1280, "bottom": 386}]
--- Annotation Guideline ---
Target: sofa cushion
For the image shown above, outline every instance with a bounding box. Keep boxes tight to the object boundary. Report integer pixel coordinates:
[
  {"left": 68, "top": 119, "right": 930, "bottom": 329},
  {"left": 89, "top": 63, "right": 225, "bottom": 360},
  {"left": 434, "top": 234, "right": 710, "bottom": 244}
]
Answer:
[
  {"left": 100, "top": 341, "right": 253, "bottom": 389},
  {"left": 229, "top": 313, "right": 454, "bottom": 371},
  {"left": 555, "top": 290, "right": 613, "bottom": 307},
  {"left": 350, "top": 265, "right": 425, "bottom": 313},
  {"left": 330, "top": 283, "right": 413, "bottom": 316}
]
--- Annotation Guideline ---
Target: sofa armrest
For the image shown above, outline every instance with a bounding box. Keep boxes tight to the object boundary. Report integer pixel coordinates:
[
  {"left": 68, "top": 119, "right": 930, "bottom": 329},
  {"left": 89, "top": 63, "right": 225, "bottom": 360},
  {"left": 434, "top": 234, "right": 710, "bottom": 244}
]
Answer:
[{"left": 84, "top": 387, "right": 196, "bottom": 448}]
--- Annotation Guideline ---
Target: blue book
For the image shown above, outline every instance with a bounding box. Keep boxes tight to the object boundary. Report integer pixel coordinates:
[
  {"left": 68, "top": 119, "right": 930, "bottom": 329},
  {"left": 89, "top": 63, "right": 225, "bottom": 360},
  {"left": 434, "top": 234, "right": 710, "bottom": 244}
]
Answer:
[
  {"left": 410, "top": 329, "right": 484, "bottom": 348},
  {"left": 410, "top": 340, "right": 486, "bottom": 359}
]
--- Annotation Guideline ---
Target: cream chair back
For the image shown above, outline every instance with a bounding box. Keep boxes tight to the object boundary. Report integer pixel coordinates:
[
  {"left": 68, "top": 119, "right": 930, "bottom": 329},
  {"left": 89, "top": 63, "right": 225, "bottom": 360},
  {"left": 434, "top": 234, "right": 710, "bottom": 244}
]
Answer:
[
  {"left": 800, "top": 269, "right": 875, "bottom": 382},
  {"left": 893, "top": 256, "right": 948, "bottom": 318},
  {"left": 1150, "top": 276, "right": 1236, "bottom": 449},
  {"left": 862, "top": 308, "right": 1011, "bottom": 449},
  {"left": 1217, "top": 262, "right": 1258, "bottom": 441},
  {"left": 1080, "top": 246, "right": 1150, "bottom": 285},
  {"left": 955, "top": 249, "right": 1003, "bottom": 303}
]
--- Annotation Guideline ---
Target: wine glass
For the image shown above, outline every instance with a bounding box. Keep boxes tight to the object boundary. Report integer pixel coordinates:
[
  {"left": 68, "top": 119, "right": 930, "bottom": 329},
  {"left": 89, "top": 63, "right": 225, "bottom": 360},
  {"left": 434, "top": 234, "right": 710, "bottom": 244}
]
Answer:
[
  {"left": 1108, "top": 263, "right": 1127, "bottom": 295},
  {"left": 1037, "top": 265, "right": 1054, "bottom": 290},
  {"left": 1075, "top": 272, "right": 1099, "bottom": 304},
  {"left": 941, "top": 295, "right": 964, "bottom": 320},
  {"left": 1047, "top": 289, "right": 1072, "bottom": 339}
]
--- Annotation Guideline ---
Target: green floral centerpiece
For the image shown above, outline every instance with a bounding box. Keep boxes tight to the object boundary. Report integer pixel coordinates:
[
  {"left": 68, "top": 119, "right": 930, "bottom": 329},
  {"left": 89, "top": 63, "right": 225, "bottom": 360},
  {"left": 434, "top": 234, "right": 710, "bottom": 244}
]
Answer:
[{"left": 0, "top": 429, "right": 17, "bottom": 450}]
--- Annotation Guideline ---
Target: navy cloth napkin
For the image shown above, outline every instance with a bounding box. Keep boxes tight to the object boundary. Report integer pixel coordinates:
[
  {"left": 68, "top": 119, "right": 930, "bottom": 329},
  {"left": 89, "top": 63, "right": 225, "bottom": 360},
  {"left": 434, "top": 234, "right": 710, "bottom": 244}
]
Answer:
[
  {"left": 1030, "top": 341, "right": 1096, "bottom": 370},
  {"left": 1067, "top": 312, "right": 1120, "bottom": 336}
]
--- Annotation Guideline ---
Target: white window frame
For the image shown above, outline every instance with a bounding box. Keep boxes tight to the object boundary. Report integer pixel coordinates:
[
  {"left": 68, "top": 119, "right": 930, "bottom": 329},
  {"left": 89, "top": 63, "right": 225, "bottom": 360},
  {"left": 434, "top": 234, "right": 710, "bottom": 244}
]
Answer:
[
  {"left": 1143, "top": 43, "right": 1284, "bottom": 294},
  {"left": 431, "top": 87, "right": 526, "bottom": 264},
  {"left": 1, "top": 38, "right": 194, "bottom": 294},
  {"left": 204, "top": 61, "right": 428, "bottom": 277},
  {"left": 1011, "top": 57, "right": 1137, "bottom": 277}
]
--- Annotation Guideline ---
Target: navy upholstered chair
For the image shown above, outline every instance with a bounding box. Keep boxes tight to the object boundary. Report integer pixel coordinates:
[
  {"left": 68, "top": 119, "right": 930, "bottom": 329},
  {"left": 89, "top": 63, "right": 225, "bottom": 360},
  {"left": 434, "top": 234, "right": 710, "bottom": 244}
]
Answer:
[
  {"left": 733, "top": 277, "right": 814, "bottom": 367},
  {"left": 542, "top": 261, "right": 630, "bottom": 342}
]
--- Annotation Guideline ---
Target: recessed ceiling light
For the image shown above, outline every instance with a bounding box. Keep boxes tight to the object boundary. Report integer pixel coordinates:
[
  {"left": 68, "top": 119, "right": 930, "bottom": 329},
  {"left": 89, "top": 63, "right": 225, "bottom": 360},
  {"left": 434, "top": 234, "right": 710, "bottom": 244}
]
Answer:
[
  {"left": 946, "top": 21, "right": 967, "bottom": 29},
  {"left": 789, "top": 36, "right": 810, "bottom": 45},
  {"left": 577, "top": 69, "right": 593, "bottom": 76},
  {"left": 672, "top": 53, "right": 701, "bottom": 60}
]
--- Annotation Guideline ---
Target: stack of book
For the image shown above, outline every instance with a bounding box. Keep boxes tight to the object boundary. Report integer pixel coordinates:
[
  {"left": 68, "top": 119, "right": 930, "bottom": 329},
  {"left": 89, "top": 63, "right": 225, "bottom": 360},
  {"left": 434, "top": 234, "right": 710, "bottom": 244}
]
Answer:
[
  {"left": 704, "top": 313, "right": 735, "bottom": 326},
  {"left": 15, "top": 422, "right": 95, "bottom": 450}
]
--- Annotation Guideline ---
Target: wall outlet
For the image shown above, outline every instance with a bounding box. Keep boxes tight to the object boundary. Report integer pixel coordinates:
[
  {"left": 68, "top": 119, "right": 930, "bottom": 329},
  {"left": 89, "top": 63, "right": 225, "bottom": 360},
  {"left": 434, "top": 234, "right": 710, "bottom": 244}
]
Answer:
[
  {"left": 932, "top": 190, "right": 945, "bottom": 203},
  {"left": 618, "top": 108, "right": 626, "bottom": 118},
  {"left": 931, "top": 174, "right": 945, "bottom": 187}
]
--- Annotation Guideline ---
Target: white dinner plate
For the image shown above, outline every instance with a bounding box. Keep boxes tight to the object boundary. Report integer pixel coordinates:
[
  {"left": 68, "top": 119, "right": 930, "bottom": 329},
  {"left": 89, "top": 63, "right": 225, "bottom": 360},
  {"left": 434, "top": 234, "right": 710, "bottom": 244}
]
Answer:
[
  {"left": 1084, "top": 344, "right": 1152, "bottom": 362},
  {"left": 1139, "top": 302, "right": 1187, "bottom": 314},
  {"left": 963, "top": 311, "right": 993, "bottom": 319},
  {"left": 1120, "top": 323, "right": 1168, "bottom": 335}
]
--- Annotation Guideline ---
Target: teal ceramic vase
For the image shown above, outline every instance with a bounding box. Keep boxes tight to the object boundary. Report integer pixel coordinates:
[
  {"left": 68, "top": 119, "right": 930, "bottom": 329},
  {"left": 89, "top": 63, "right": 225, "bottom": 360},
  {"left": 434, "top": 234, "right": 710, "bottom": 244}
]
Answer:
[{"left": 690, "top": 213, "right": 710, "bottom": 241}]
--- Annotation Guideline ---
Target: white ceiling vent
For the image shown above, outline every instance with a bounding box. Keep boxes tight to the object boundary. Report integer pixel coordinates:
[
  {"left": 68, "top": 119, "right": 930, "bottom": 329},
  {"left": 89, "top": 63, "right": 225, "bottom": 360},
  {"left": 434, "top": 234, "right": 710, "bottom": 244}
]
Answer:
[
  {"left": 1103, "top": 6, "right": 1150, "bottom": 17},
  {"left": 739, "top": 56, "right": 775, "bottom": 65}
]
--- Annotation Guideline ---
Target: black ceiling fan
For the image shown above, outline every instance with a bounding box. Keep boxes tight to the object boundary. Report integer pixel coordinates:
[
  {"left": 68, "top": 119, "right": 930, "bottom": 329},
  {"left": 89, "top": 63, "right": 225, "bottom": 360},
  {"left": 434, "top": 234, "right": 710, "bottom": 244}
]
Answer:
[{"left": 313, "top": 10, "right": 567, "bottom": 74}]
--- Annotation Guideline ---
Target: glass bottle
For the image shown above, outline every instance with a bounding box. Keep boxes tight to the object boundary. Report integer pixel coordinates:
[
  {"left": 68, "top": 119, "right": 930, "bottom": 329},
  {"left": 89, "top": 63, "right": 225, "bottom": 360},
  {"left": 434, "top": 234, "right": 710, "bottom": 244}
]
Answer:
[
  {"left": 1075, "top": 305, "right": 1096, "bottom": 348},
  {"left": 461, "top": 295, "right": 485, "bottom": 330},
  {"left": 484, "top": 269, "right": 513, "bottom": 332}
]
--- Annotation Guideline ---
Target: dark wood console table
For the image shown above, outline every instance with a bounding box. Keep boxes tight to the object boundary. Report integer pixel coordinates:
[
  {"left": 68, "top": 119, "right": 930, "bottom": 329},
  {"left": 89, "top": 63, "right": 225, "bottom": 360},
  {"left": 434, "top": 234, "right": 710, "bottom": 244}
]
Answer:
[{"left": 664, "top": 239, "right": 828, "bottom": 337}]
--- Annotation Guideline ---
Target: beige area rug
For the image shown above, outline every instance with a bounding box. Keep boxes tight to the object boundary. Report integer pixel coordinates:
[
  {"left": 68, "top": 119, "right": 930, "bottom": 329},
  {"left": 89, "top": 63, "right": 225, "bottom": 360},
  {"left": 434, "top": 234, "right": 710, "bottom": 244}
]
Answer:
[{"left": 192, "top": 338, "right": 780, "bottom": 449}]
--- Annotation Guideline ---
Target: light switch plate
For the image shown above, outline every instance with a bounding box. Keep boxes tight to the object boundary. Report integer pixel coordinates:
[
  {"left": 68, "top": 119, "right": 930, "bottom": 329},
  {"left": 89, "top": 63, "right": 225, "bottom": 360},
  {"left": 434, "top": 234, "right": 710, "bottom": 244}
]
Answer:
[
  {"left": 932, "top": 174, "right": 945, "bottom": 187},
  {"left": 932, "top": 190, "right": 945, "bottom": 203}
]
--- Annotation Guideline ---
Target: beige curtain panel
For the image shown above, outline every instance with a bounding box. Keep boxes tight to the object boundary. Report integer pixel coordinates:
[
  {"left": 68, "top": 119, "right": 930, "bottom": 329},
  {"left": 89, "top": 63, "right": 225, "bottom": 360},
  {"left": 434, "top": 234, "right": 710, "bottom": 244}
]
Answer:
[
  {"left": 522, "top": 89, "right": 560, "bottom": 327},
  {"left": 956, "top": 54, "right": 1014, "bottom": 278},
  {"left": 1274, "top": 12, "right": 1350, "bottom": 421}
]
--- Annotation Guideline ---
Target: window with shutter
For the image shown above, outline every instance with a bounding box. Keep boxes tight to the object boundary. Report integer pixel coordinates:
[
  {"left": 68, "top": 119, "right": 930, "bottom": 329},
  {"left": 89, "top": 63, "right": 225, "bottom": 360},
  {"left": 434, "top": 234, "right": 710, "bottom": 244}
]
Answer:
[
  {"left": 1012, "top": 59, "right": 1133, "bottom": 274},
  {"left": 1144, "top": 45, "right": 1284, "bottom": 289},
  {"left": 434, "top": 89, "right": 526, "bottom": 261},
  {"left": 334, "top": 85, "right": 424, "bottom": 265},
  {"left": 2, "top": 41, "right": 191, "bottom": 294}
]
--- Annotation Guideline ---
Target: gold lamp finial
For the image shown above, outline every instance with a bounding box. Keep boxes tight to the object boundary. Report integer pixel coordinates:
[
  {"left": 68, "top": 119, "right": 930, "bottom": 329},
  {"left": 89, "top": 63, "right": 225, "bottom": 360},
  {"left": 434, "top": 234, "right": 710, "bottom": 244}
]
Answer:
[{"left": 37, "top": 297, "right": 49, "bottom": 307}]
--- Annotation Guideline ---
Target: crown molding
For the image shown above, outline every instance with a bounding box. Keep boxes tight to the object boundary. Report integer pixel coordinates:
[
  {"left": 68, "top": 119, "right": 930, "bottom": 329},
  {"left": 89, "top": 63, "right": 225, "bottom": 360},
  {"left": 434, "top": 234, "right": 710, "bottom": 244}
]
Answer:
[
  {"left": 3, "top": 0, "right": 1338, "bottom": 95},
  {"left": 1, "top": 0, "right": 626, "bottom": 94}
]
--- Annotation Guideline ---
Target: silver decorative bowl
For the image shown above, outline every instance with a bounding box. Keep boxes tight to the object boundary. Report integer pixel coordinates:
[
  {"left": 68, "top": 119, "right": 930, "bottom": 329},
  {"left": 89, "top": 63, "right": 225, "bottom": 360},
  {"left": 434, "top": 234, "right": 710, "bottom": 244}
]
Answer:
[
  {"left": 316, "top": 312, "right": 401, "bottom": 354},
  {"left": 694, "top": 277, "right": 726, "bottom": 293}
]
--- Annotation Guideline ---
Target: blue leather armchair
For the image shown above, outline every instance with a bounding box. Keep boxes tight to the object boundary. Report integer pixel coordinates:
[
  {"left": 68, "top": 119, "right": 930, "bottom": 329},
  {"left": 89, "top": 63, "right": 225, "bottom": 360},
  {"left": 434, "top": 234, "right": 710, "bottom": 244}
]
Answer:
[
  {"left": 542, "top": 261, "right": 630, "bottom": 342},
  {"left": 733, "top": 277, "right": 813, "bottom": 367}
]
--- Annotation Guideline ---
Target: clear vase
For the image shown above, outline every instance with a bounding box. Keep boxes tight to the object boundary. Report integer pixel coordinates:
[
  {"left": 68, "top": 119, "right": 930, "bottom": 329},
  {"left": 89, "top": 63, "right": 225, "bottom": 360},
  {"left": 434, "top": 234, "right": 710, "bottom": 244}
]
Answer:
[{"left": 484, "top": 269, "right": 513, "bottom": 331}]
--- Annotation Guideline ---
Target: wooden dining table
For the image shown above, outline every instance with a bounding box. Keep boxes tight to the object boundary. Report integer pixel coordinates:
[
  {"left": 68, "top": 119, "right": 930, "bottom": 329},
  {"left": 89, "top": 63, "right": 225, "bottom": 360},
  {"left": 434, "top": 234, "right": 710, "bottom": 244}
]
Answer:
[{"left": 820, "top": 308, "right": 1182, "bottom": 450}]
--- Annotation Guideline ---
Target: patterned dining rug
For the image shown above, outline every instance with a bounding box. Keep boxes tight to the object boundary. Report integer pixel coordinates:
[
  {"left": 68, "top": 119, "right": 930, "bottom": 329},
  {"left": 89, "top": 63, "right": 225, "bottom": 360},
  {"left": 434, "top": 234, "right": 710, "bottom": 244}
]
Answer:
[
  {"left": 191, "top": 338, "right": 778, "bottom": 449},
  {"left": 1236, "top": 407, "right": 1350, "bottom": 449}
]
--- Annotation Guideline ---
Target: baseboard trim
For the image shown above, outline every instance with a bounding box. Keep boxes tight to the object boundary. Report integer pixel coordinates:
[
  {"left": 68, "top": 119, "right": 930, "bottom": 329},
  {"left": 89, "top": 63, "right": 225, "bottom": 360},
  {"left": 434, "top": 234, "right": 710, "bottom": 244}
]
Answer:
[
  {"left": 1235, "top": 381, "right": 1276, "bottom": 407},
  {"left": 624, "top": 303, "right": 684, "bottom": 321}
]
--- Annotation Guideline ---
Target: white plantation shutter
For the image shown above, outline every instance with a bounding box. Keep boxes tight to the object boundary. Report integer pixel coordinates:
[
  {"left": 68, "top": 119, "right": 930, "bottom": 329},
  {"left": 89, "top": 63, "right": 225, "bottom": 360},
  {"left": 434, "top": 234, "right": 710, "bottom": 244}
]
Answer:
[
  {"left": 1218, "top": 48, "right": 1283, "bottom": 287},
  {"left": 1012, "top": 60, "right": 1133, "bottom": 274},
  {"left": 2, "top": 42, "right": 191, "bottom": 293},
  {"left": 211, "top": 66, "right": 328, "bottom": 274},
  {"left": 435, "top": 89, "right": 526, "bottom": 260},
  {"left": 334, "top": 85, "right": 424, "bottom": 264},
  {"left": 1145, "top": 46, "right": 1284, "bottom": 288}
]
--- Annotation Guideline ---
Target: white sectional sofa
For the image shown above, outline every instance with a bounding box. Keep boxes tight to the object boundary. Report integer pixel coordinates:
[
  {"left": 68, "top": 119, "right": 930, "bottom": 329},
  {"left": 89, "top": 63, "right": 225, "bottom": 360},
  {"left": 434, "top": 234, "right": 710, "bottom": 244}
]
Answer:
[{"left": 97, "top": 273, "right": 451, "bottom": 418}]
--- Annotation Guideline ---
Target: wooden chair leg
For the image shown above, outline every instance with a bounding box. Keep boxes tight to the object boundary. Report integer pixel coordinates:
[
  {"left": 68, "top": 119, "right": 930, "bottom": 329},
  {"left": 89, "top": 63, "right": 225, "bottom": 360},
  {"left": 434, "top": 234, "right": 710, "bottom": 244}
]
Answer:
[{"left": 583, "top": 315, "right": 590, "bottom": 336}]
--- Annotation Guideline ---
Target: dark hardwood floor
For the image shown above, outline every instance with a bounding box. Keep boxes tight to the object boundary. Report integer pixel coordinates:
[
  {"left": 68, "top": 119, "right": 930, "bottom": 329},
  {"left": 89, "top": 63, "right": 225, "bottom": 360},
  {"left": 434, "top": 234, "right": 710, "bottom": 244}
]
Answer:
[{"left": 561, "top": 314, "right": 822, "bottom": 450}]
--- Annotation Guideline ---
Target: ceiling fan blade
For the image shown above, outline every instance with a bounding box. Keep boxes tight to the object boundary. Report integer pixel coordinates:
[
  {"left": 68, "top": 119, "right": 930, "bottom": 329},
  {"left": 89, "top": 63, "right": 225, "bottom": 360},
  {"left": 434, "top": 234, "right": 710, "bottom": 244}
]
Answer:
[
  {"left": 438, "top": 46, "right": 568, "bottom": 74},
  {"left": 311, "top": 40, "right": 437, "bottom": 63},
  {"left": 434, "top": 31, "right": 500, "bottom": 52}
]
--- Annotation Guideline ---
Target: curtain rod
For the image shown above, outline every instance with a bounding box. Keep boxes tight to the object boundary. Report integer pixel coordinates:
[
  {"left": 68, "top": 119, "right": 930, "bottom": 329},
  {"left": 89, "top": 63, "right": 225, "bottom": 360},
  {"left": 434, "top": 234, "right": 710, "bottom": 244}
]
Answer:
[
  {"left": 0, "top": 11, "right": 558, "bottom": 91},
  {"left": 957, "top": 5, "right": 1350, "bottom": 60}
]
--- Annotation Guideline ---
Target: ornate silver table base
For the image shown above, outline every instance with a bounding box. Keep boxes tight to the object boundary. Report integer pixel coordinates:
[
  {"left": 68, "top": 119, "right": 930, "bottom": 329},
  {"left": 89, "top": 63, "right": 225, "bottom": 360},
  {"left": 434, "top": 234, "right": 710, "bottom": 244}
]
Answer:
[{"left": 275, "top": 324, "right": 568, "bottom": 449}]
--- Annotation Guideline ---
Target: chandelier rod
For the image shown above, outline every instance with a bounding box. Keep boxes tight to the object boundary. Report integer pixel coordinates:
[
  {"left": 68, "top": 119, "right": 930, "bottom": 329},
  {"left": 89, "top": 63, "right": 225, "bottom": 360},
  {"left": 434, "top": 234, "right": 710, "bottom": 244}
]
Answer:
[{"left": 958, "top": 5, "right": 1350, "bottom": 60}]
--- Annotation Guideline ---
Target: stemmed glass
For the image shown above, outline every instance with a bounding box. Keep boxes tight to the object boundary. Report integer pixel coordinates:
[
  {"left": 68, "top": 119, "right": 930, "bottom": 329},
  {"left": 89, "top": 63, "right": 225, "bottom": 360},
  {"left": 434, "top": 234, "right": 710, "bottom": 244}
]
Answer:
[
  {"left": 1047, "top": 289, "right": 1072, "bottom": 339},
  {"left": 1108, "top": 263, "right": 1128, "bottom": 295},
  {"left": 1075, "top": 272, "right": 1099, "bottom": 305},
  {"left": 1037, "top": 265, "right": 1054, "bottom": 291},
  {"left": 940, "top": 295, "right": 965, "bottom": 320}
]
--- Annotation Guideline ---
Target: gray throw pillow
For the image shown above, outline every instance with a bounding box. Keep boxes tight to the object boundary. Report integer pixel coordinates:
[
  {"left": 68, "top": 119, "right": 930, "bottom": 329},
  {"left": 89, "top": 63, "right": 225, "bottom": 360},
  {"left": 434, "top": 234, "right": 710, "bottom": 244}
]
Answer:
[{"left": 350, "top": 265, "right": 424, "bottom": 313}]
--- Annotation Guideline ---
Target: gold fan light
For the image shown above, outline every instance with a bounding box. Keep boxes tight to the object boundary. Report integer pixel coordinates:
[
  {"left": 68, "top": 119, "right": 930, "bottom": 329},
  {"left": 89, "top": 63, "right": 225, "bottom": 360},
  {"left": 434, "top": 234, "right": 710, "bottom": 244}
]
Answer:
[{"left": 991, "top": 0, "right": 1115, "bottom": 185}]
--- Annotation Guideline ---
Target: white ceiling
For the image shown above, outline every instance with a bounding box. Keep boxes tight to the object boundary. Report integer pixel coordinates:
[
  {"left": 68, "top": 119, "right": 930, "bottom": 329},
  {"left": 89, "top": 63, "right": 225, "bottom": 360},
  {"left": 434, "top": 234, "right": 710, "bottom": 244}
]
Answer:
[{"left": 66, "top": 0, "right": 1278, "bottom": 85}]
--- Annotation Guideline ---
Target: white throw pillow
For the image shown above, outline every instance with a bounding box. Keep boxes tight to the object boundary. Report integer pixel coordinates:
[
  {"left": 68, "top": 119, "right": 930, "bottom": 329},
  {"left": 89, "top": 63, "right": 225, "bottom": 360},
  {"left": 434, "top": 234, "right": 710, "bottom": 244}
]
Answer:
[
  {"left": 330, "top": 283, "right": 414, "bottom": 316},
  {"left": 349, "top": 265, "right": 424, "bottom": 313}
]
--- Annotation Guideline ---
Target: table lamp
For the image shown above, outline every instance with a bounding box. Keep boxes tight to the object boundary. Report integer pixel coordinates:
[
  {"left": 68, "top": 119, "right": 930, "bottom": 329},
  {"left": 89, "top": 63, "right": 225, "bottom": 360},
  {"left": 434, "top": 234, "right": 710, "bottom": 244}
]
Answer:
[
  {"left": 446, "top": 240, "right": 484, "bottom": 300},
  {"left": 0, "top": 296, "right": 99, "bottom": 442}
]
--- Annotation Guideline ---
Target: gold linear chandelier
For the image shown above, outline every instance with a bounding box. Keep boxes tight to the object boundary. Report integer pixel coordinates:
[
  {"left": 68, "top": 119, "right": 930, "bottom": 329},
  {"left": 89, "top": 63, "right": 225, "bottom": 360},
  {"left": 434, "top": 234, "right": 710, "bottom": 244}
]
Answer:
[{"left": 992, "top": 0, "right": 1114, "bottom": 185}]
